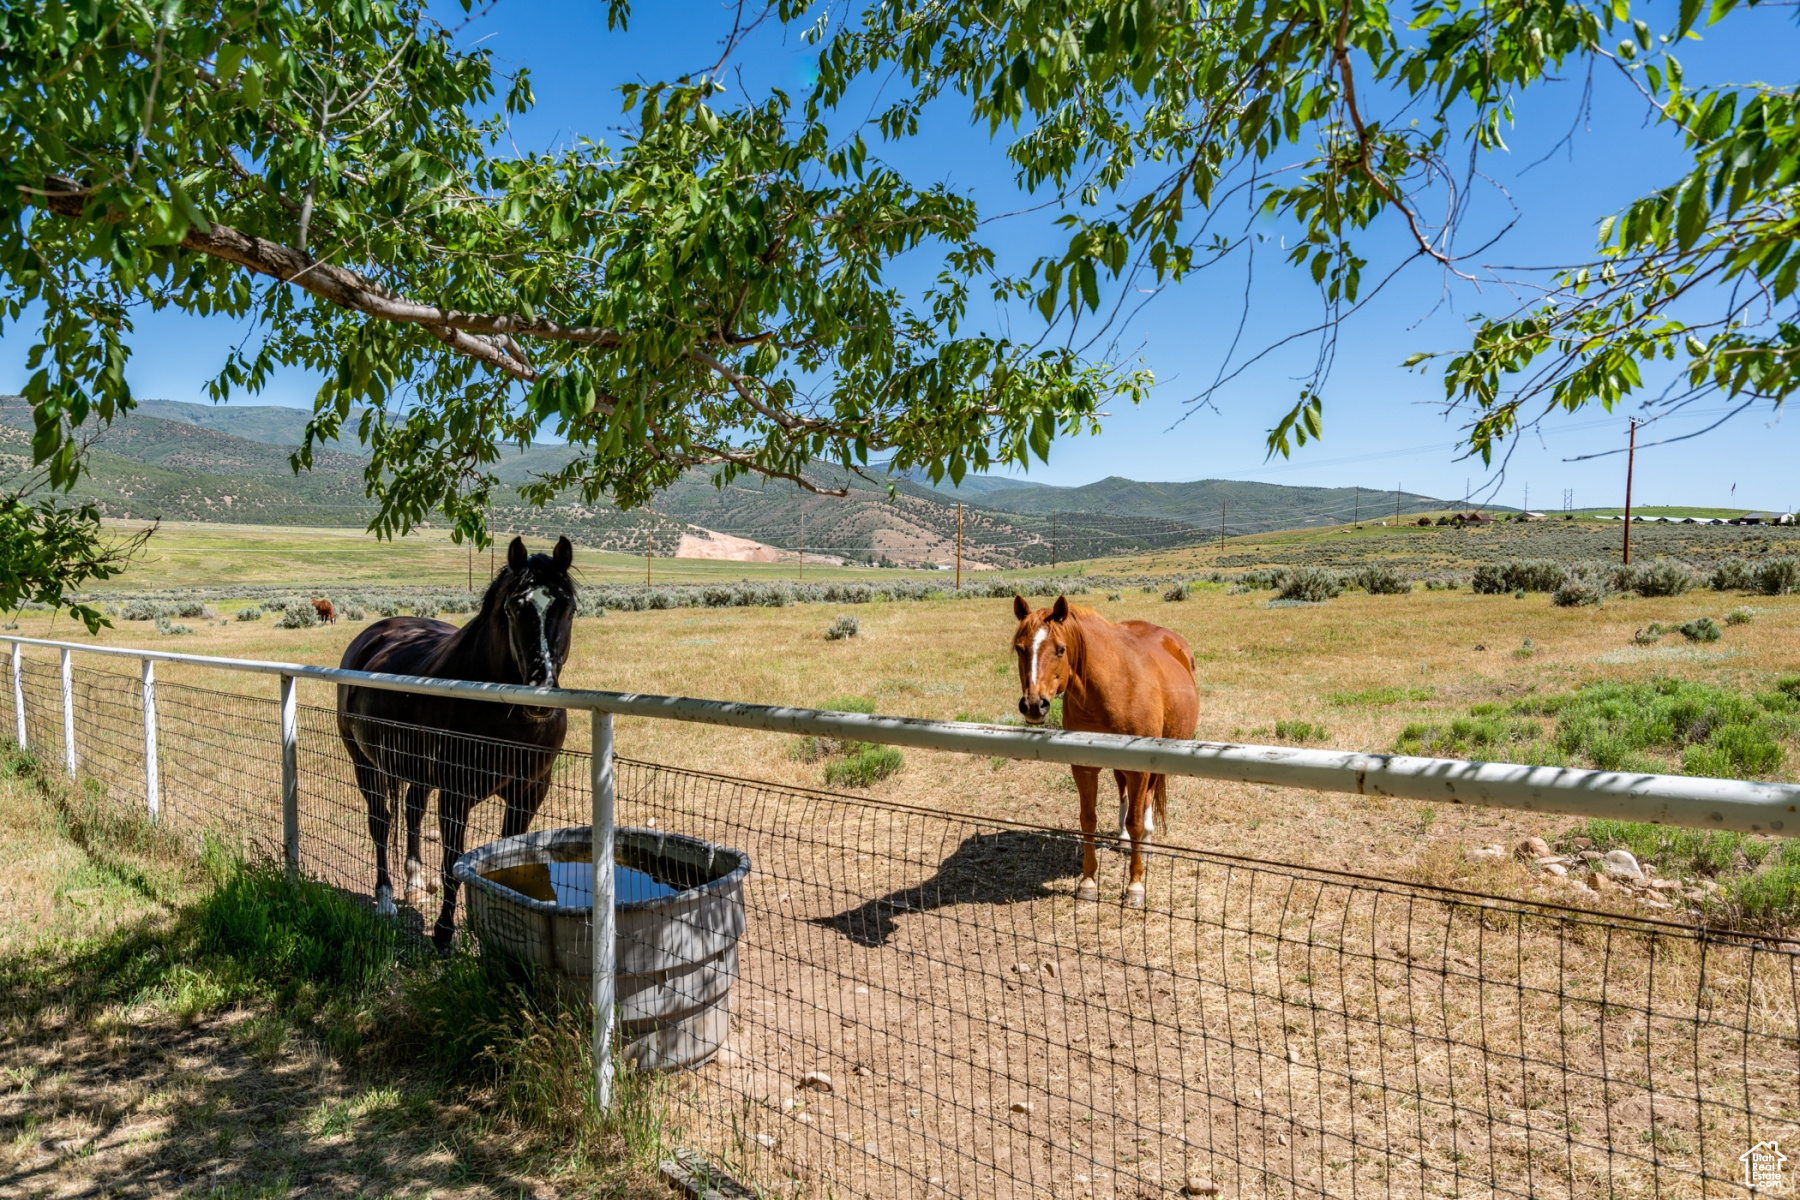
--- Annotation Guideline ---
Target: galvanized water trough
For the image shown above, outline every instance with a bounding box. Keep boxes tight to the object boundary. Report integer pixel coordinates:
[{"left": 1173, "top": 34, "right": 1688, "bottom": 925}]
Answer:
[{"left": 454, "top": 824, "right": 749, "bottom": 1070}]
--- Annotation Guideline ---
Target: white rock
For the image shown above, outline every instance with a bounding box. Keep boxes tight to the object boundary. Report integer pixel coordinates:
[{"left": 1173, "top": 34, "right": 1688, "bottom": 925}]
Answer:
[
  {"left": 755, "top": 1133, "right": 778, "bottom": 1149},
  {"left": 854, "top": 1065, "right": 873, "bottom": 1078},
  {"left": 1042, "top": 961, "right": 1060, "bottom": 979},
  {"left": 862, "top": 1142, "right": 879, "bottom": 1155},
  {"left": 1465, "top": 846, "right": 1506, "bottom": 864},
  {"left": 1517, "top": 836, "right": 1551, "bottom": 859},
  {"left": 1543, "top": 863, "right": 1568, "bottom": 878},
  {"left": 1011, "top": 1100, "right": 1033, "bottom": 1113},
  {"left": 801, "top": 1071, "right": 835, "bottom": 1093},
  {"left": 1603, "top": 849, "right": 1644, "bottom": 880}
]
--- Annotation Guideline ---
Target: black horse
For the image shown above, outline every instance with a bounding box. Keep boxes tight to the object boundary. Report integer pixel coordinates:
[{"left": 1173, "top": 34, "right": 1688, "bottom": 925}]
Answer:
[{"left": 338, "top": 536, "right": 577, "bottom": 949}]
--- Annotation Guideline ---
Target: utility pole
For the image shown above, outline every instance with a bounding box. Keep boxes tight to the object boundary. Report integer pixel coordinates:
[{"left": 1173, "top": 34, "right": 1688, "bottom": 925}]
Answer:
[
  {"left": 1395, "top": 483, "right": 1402, "bottom": 526},
  {"left": 1353, "top": 486, "right": 1360, "bottom": 525},
  {"left": 1219, "top": 499, "right": 1227, "bottom": 552},
  {"left": 1623, "top": 417, "right": 1638, "bottom": 565},
  {"left": 1051, "top": 512, "right": 1057, "bottom": 569},
  {"left": 1523, "top": 483, "right": 1529, "bottom": 514},
  {"left": 955, "top": 503, "right": 963, "bottom": 589},
  {"left": 646, "top": 523, "right": 652, "bottom": 585}
]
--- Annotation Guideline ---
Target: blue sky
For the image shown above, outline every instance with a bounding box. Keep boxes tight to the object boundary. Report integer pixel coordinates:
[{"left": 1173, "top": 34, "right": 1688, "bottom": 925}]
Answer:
[{"left": 4, "top": 1, "right": 1796, "bottom": 511}]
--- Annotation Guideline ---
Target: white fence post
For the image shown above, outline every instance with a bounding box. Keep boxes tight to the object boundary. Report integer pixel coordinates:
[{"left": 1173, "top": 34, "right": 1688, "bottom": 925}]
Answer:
[
  {"left": 142, "top": 658, "right": 160, "bottom": 822},
  {"left": 9, "top": 642, "right": 23, "bottom": 749},
  {"left": 60, "top": 647, "right": 75, "bottom": 779},
  {"left": 280, "top": 673, "right": 299, "bottom": 883},
  {"left": 591, "top": 708, "right": 616, "bottom": 1112}
]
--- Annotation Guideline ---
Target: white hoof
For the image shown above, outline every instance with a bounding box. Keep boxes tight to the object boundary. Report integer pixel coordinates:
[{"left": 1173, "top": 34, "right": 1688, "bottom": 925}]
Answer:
[
  {"left": 1076, "top": 879, "right": 1100, "bottom": 901},
  {"left": 1124, "top": 884, "right": 1146, "bottom": 909},
  {"left": 375, "top": 885, "right": 397, "bottom": 918}
]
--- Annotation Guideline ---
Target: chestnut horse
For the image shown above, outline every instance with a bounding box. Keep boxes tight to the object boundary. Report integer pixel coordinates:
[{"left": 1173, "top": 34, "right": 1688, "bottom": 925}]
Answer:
[
  {"left": 312, "top": 598, "right": 337, "bottom": 625},
  {"left": 1011, "top": 595, "right": 1198, "bottom": 907}
]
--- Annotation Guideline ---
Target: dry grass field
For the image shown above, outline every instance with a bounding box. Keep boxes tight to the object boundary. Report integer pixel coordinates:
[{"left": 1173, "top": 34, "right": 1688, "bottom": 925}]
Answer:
[
  {"left": 82, "top": 520, "right": 953, "bottom": 595},
  {"left": 9, "top": 580, "right": 1799, "bottom": 908}
]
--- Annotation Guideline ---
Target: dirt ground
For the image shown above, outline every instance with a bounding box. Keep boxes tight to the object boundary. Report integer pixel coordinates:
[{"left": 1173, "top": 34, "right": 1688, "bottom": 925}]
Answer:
[{"left": 5, "top": 584, "right": 1800, "bottom": 1198}]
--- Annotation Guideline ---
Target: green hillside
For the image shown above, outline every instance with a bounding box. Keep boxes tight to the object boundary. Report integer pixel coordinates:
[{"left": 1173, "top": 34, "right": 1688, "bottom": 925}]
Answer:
[
  {"left": 4, "top": 397, "right": 1483, "bottom": 567},
  {"left": 936, "top": 475, "right": 1458, "bottom": 531}
]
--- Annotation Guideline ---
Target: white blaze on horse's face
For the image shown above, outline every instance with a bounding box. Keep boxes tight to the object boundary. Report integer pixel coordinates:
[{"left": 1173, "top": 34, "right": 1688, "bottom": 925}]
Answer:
[
  {"left": 1012, "top": 608, "right": 1068, "bottom": 726},
  {"left": 527, "top": 587, "right": 556, "bottom": 683}
]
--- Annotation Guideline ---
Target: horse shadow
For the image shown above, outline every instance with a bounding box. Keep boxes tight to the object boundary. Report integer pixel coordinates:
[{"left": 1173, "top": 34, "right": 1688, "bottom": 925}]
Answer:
[{"left": 814, "top": 829, "right": 1083, "bottom": 948}]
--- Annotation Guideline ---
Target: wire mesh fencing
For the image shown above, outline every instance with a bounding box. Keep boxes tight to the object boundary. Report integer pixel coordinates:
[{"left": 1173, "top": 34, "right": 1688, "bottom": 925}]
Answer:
[{"left": 3, "top": 648, "right": 1798, "bottom": 1200}]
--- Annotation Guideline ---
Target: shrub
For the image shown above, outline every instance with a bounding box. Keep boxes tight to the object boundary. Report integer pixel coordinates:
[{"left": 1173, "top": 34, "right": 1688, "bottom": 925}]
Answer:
[
  {"left": 1474, "top": 559, "right": 1568, "bottom": 594},
  {"left": 824, "top": 614, "right": 860, "bottom": 640},
  {"left": 378, "top": 601, "right": 402, "bottom": 618},
  {"left": 1729, "top": 840, "right": 1800, "bottom": 931},
  {"left": 1395, "top": 715, "right": 1540, "bottom": 758},
  {"left": 1613, "top": 559, "right": 1698, "bottom": 597},
  {"left": 1754, "top": 557, "right": 1800, "bottom": 595},
  {"left": 343, "top": 605, "right": 367, "bottom": 620},
  {"left": 1163, "top": 581, "right": 1192, "bottom": 601},
  {"left": 1416, "top": 517, "right": 1433, "bottom": 526},
  {"left": 1351, "top": 564, "right": 1409, "bottom": 595},
  {"left": 1710, "top": 560, "right": 1755, "bottom": 591},
  {"left": 413, "top": 600, "right": 441, "bottom": 618},
  {"left": 276, "top": 606, "right": 319, "bottom": 630},
  {"left": 120, "top": 599, "right": 160, "bottom": 621},
  {"left": 1274, "top": 719, "right": 1326, "bottom": 742},
  {"left": 1725, "top": 607, "right": 1753, "bottom": 626},
  {"left": 155, "top": 616, "right": 195, "bottom": 636},
  {"left": 171, "top": 600, "right": 213, "bottom": 618},
  {"left": 823, "top": 744, "right": 904, "bottom": 788},
  {"left": 235, "top": 607, "right": 264, "bottom": 622},
  {"left": 1552, "top": 575, "right": 1605, "bottom": 607},
  {"left": 1679, "top": 616, "right": 1722, "bottom": 642},
  {"left": 1568, "top": 820, "right": 1772, "bottom": 880},
  {"left": 1277, "top": 568, "right": 1342, "bottom": 602}
]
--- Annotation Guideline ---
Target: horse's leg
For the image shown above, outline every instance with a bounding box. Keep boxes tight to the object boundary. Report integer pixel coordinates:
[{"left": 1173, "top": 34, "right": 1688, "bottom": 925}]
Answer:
[
  {"left": 431, "top": 790, "right": 472, "bottom": 952},
  {"left": 1073, "top": 765, "right": 1101, "bottom": 901},
  {"left": 1153, "top": 774, "right": 1169, "bottom": 834},
  {"left": 354, "top": 755, "right": 398, "bottom": 917},
  {"left": 402, "top": 782, "right": 432, "bottom": 904},
  {"left": 1122, "top": 770, "right": 1153, "bottom": 908},
  {"left": 499, "top": 771, "right": 549, "bottom": 839},
  {"left": 1113, "top": 769, "right": 1131, "bottom": 849}
]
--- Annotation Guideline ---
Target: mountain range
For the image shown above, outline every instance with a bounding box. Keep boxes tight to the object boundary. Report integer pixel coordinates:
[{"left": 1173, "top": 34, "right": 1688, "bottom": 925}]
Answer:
[{"left": 2, "top": 398, "right": 1459, "bottom": 568}]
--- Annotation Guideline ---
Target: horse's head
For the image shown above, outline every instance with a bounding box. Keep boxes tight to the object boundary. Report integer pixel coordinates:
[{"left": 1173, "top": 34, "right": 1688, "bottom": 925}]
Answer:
[
  {"left": 1011, "top": 594, "right": 1072, "bottom": 726},
  {"left": 494, "top": 536, "right": 577, "bottom": 695}
]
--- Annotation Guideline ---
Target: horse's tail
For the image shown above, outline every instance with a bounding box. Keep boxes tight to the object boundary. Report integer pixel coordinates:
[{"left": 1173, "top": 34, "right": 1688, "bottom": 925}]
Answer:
[{"left": 1154, "top": 774, "right": 1168, "bottom": 831}]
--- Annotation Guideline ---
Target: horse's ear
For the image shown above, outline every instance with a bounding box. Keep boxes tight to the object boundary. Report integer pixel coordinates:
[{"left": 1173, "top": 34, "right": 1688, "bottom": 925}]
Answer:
[
  {"left": 1012, "top": 594, "right": 1030, "bottom": 621},
  {"left": 507, "top": 537, "right": 527, "bottom": 572},
  {"left": 1050, "top": 595, "right": 1069, "bottom": 622},
  {"left": 553, "top": 536, "right": 573, "bottom": 572}
]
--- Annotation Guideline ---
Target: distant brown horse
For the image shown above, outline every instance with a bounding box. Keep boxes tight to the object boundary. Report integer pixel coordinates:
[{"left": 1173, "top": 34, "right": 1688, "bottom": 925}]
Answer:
[
  {"left": 313, "top": 598, "right": 337, "bottom": 625},
  {"left": 1012, "top": 595, "right": 1198, "bottom": 907}
]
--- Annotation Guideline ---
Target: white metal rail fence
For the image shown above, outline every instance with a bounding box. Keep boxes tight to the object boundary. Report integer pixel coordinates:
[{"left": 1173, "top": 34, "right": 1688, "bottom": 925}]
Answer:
[{"left": 3, "top": 633, "right": 1798, "bottom": 1200}]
